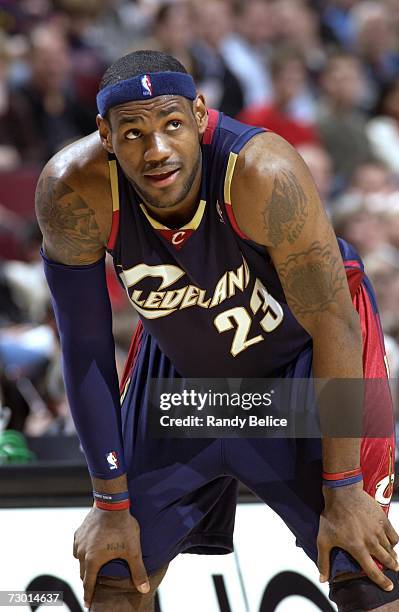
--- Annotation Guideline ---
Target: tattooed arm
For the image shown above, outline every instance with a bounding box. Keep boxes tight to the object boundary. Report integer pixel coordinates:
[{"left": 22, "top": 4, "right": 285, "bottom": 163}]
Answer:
[
  {"left": 231, "top": 131, "right": 362, "bottom": 379},
  {"left": 35, "top": 139, "right": 111, "bottom": 264},
  {"left": 36, "top": 140, "right": 150, "bottom": 605},
  {"left": 231, "top": 132, "right": 398, "bottom": 590},
  {"left": 232, "top": 132, "right": 362, "bottom": 475}
]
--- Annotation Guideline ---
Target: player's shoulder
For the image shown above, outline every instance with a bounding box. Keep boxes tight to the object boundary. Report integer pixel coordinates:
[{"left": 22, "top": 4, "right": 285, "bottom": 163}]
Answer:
[
  {"left": 234, "top": 130, "right": 301, "bottom": 182},
  {"left": 36, "top": 132, "right": 113, "bottom": 264},
  {"left": 39, "top": 132, "right": 110, "bottom": 196},
  {"left": 230, "top": 131, "right": 316, "bottom": 246}
]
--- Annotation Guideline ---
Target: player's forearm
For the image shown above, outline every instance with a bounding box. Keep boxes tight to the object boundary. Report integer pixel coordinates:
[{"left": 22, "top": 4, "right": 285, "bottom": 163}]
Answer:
[
  {"left": 61, "top": 328, "right": 126, "bottom": 478},
  {"left": 42, "top": 252, "right": 127, "bottom": 479},
  {"left": 311, "top": 314, "right": 363, "bottom": 473},
  {"left": 92, "top": 474, "right": 129, "bottom": 493},
  {"left": 311, "top": 311, "right": 363, "bottom": 379}
]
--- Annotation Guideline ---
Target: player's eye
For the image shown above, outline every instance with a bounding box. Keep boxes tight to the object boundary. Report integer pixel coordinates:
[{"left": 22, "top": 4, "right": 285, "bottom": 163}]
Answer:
[
  {"left": 125, "top": 129, "right": 141, "bottom": 140},
  {"left": 167, "top": 120, "right": 182, "bottom": 131}
]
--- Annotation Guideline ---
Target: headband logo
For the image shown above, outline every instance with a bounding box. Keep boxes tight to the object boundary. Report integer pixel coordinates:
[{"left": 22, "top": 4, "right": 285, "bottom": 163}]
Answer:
[{"left": 141, "top": 74, "right": 153, "bottom": 96}]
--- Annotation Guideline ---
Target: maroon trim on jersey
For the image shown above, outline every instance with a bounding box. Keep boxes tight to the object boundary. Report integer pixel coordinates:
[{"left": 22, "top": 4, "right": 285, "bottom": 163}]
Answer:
[
  {"left": 107, "top": 210, "right": 120, "bottom": 252},
  {"left": 203, "top": 109, "right": 219, "bottom": 145},
  {"left": 225, "top": 203, "right": 250, "bottom": 240},
  {"left": 344, "top": 259, "right": 362, "bottom": 269},
  {"left": 351, "top": 281, "right": 395, "bottom": 529},
  {"left": 345, "top": 267, "right": 364, "bottom": 299},
  {"left": 120, "top": 320, "right": 143, "bottom": 393}
]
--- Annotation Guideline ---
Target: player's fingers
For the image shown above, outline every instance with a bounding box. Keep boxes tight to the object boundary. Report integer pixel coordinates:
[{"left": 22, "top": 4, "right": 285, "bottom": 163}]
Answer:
[
  {"left": 83, "top": 558, "right": 101, "bottom": 608},
  {"left": 317, "top": 537, "right": 331, "bottom": 583},
  {"left": 127, "top": 550, "right": 150, "bottom": 594},
  {"left": 371, "top": 543, "right": 399, "bottom": 572},
  {"left": 352, "top": 549, "right": 393, "bottom": 592},
  {"left": 79, "top": 558, "right": 85, "bottom": 582},
  {"left": 385, "top": 519, "right": 399, "bottom": 547},
  {"left": 379, "top": 533, "right": 398, "bottom": 564}
]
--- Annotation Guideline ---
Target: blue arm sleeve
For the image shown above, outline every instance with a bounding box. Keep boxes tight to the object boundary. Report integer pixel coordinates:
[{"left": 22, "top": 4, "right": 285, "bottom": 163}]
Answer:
[{"left": 42, "top": 250, "right": 126, "bottom": 479}]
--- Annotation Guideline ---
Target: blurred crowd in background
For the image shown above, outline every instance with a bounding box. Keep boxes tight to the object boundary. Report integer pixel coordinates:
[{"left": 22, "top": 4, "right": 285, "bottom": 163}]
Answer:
[{"left": 1, "top": 0, "right": 399, "bottom": 450}]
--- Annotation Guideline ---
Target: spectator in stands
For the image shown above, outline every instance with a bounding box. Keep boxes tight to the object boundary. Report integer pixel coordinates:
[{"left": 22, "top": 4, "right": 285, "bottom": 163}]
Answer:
[
  {"left": 366, "top": 255, "right": 399, "bottom": 341},
  {"left": 376, "top": 195, "right": 399, "bottom": 251},
  {"left": 367, "top": 80, "right": 399, "bottom": 173},
  {"left": 149, "top": 1, "right": 244, "bottom": 117},
  {"left": 320, "top": 0, "right": 358, "bottom": 49},
  {"left": 297, "top": 144, "right": 334, "bottom": 208},
  {"left": 383, "top": 0, "right": 399, "bottom": 41},
  {"left": 272, "top": 0, "right": 326, "bottom": 82},
  {"left": 190, "top": 0, "right": 245, "bottom": 117},
  {"left": 85, "top": 0, "right": 157, "bottom": 63},
  {"left": 332, "top": 196, "right": 391, "bottom": 260},
  {"left": 13, "top": 25, "right": 94, "bottom": 162},
  {"left": 0, "top": 220, "right": 60, "bottom": 436},
  {"left": 3, "top": 220, "right": 49, "bottom": 324},
  {"left": 51, "top": 0, "right": 107, "bottom": 112},
  {"left": 221, "top": 0, "right": 274, "bottom": 107},
  {"left": 317, "top": 52, "right": 372, "bottom": 189},
  {"left": 0, "top": 34, "right": 37, "bottom": 167},
  {"left": 238, "top": 46, "right": 319, "bottom": 148},
  {"left": 352, "top": 1, "right": 399, "bottom": 97},
  {"left": 349, "top": 160, "right": 397, "bottom": 195},
  {"left": 150, "top": 2, "right": 196, "bottom": 76},
  {"left": 0, "top": 0, "right": 52, "bottom": 36}
]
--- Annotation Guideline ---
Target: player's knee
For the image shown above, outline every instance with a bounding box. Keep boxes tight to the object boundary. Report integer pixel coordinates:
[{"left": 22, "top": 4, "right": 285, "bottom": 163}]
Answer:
[
  {"left": 91, "top": 565, "right": 168, "bottom": 612},
  {"left": 330, "top": 570, "right": 399, "bottom": 611},
  {"left": 91, "top": 585, "right": 154, "bottom": 612}
]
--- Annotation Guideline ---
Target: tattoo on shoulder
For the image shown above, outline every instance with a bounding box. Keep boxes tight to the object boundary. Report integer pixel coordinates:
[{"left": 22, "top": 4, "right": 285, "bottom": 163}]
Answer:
[
  {"left": 276, "top": 241, "right": 346, "bottom": 316},
  {"left": 36, "top": 175, "right": 101, "bottom": 261},
  {"left": 262, "top": 169, "right": 308, "bottom": 247}
]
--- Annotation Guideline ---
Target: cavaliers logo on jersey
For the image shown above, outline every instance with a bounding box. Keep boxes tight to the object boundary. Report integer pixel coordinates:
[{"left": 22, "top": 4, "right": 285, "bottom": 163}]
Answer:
[
  {"left": 120, "top": 257, "right": 252, "bottom": 319},
  {"left": 375, "top": 446, "right": 395, "bottom": 507}
]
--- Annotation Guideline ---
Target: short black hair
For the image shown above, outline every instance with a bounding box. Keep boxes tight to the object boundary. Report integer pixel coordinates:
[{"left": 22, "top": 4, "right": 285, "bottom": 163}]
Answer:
[{"left": 99, "top": 50, "right": 188, "bottom": 91}]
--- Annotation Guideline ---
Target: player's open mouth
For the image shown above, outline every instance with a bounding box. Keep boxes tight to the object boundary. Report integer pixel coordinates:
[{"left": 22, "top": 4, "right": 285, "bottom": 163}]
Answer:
[{"left": 144, "top": 168, "right": 180, "bottom": 187}]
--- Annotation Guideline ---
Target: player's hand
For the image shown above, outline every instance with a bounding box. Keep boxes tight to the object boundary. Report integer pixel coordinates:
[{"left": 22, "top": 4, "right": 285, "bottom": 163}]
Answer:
[
  {"left": 73, "top": 506, "right": 149, "bottom": 609},
  {"left": 317, "top": 482, "right": 399, "bottom": 591}
]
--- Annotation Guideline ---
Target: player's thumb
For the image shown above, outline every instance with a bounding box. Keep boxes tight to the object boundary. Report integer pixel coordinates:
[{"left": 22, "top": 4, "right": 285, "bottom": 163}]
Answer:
[
  {"left": 317, "top": 536, "right": 330, "bottom": 583},
  {"left": 128, "top": 549, "right": 150, "bottom": 594}
]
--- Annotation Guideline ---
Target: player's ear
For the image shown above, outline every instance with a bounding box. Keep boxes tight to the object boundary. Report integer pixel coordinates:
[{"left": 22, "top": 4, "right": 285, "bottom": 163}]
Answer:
[
  {"left": 97, "top": 114, "right": 114, "bottom": 154},
  {"left": 193, "top": 95, "right": 208, "bottom": 137}
]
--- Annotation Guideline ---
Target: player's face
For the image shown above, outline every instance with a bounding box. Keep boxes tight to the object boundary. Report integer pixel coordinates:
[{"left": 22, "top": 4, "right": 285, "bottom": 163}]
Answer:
[{"left": 99, "top": 95, "right": 207, "bottom": 209}]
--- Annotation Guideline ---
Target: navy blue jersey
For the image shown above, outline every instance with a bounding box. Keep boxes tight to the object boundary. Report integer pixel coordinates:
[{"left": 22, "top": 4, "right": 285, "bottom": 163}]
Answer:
[
  {"left": 107, "top": 110, "right": 316, "bottom": 377},
  {"left": 98, "top": 114, "right": 396, "bottom": 607}
]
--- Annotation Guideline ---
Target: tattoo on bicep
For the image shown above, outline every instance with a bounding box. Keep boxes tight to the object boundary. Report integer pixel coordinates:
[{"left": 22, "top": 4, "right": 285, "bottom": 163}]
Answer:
[
  {"left": 276, "top": 242, "right": 346, "bottom": 316},
  {"left": 263, "top": 169, "right": 308, "bottom": 247},
  {"left": 36, "top": 175, "right": 101, "bottom": 259}
]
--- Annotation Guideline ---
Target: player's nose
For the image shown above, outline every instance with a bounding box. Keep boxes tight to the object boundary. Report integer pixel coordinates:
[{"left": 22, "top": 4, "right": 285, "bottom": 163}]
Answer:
[{"left": 143, "top": 133, "right": 172, "bottom": 164}]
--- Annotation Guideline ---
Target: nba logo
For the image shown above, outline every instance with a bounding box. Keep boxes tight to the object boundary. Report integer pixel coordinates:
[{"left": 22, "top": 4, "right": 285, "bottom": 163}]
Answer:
[
  {"left": 106, "top": 451, "right": 119, "bottom": 470},
  {"left": 141, "top": 74, "right": 153, "bottom": 96}
]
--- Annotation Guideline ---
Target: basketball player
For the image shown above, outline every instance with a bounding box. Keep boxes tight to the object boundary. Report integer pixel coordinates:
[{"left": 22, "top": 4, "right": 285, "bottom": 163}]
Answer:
[{"left": 36, "top": 51, "right": 398, "bottom": 611}]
